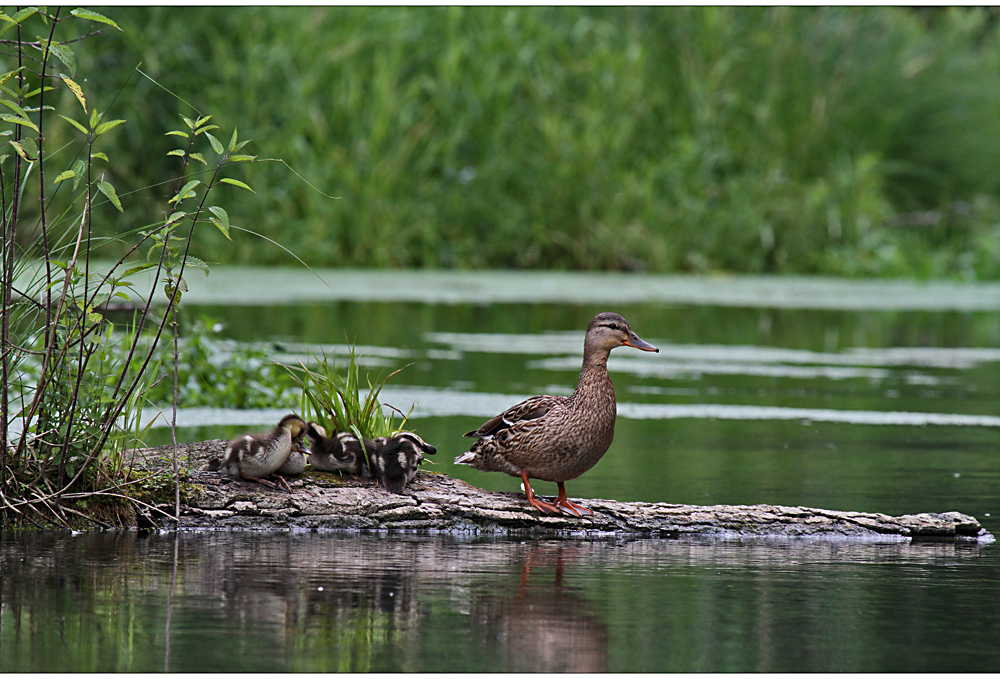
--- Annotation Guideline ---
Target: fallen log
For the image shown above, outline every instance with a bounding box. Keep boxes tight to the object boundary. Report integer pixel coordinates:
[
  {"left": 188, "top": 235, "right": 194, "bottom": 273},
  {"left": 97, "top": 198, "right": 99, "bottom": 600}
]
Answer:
[{"left": 135, "top": 440, "right": 995, "bottom": 543}]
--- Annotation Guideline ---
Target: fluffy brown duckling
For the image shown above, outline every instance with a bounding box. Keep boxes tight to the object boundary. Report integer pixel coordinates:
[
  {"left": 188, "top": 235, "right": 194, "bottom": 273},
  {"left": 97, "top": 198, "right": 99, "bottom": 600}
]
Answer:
[
  {"left": 368, "top": 432, "right": 437, "bottom": 494},
  {"left": 277, "top": 441, "right": 309, "bottom": 476},
  {"left": 306, "top": 423, "right": 436, "bottom": 493},
  {"left": 304, "top": 422, "right": 370, "bottom": 477},
  {"left": 210, "top": 414, "right": 308, "bottom": 492},
  {"left": 456, "top": 312, "right": 658, "bottom": 517}
]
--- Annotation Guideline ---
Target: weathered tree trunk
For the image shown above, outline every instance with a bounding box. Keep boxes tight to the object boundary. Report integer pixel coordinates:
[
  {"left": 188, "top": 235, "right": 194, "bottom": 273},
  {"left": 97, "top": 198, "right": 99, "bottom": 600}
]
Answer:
[{"left": 136, "top": 440, "right": 994, "bottom": 543}]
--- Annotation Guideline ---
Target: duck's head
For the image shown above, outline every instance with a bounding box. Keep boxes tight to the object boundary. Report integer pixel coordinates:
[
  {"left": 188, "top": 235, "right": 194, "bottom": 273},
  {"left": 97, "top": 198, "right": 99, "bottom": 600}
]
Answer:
[
  {"left": 393, "top": 431, "right": 437, "bottom": 456},
  {"left": 306, "top": 421, "right": 328, "bottom": 442},
  {"left": 585, "top": 312, "right": 659, "bottom": 355},
  {"left": 278, "top": 414, "right": 308, "bottom": 440}
]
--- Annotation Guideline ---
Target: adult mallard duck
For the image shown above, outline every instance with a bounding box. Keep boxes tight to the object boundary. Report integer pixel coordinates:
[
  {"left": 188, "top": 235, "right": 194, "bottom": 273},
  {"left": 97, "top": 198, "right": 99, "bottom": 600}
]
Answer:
[
  {"left": 455, "top": 312, "right": 658, "bottom": 517},
  {"left": 369, "top": 431, "right": 437, "bottom": 493},
  {"left": 211, "top": 414, "right": 308, "bottom": 492}
]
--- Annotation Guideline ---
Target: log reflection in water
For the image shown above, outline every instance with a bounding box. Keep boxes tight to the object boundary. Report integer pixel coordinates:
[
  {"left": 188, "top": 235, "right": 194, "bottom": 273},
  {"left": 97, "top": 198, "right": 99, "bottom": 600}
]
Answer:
[{"left": 0, "top": 531, "right": 990, "bottom": 672}]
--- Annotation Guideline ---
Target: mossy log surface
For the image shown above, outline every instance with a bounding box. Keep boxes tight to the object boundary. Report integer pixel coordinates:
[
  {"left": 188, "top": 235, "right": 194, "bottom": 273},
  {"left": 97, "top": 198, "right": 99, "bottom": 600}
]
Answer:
[{"left": 135, "top": 440, "right": 994, "bottom": 543}]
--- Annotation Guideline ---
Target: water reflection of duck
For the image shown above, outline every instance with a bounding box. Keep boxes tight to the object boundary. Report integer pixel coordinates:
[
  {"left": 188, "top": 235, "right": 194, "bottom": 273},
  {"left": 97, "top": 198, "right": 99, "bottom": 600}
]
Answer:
[
  {"left": 210, "top": 414, "right": 308, "bottom": 492},
  {"left": 456, "top": 312, "right": 658, "bottom": 516},
  {"left": 470, "top": 542, "right": 609, "bottom": 673}
]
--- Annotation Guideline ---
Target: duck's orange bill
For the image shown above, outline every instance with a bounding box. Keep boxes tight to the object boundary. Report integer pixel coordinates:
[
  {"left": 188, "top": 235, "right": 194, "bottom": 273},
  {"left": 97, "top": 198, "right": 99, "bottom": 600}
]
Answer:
[{"left": 625, "top": 335, "right": 659, "bottom": 352}]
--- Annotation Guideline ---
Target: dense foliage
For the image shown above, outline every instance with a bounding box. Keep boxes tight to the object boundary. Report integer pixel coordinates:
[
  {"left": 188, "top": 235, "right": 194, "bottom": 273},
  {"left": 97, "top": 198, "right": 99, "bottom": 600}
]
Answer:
[{"left": 59, "top": 6, "right": 1000, "bottom": 278}]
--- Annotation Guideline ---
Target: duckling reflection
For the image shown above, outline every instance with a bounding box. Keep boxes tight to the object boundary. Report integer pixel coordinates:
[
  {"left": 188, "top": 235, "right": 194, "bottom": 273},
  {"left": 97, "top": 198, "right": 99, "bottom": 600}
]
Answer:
[{"left": 468, "top": 542, "right": 609, "bottom": 673}]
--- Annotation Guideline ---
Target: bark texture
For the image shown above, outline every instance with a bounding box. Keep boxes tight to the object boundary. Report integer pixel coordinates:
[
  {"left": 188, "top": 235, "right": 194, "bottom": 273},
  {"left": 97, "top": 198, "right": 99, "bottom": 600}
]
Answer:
[{"left": 136, "top": 440, "right": 994, "bottom": 543}]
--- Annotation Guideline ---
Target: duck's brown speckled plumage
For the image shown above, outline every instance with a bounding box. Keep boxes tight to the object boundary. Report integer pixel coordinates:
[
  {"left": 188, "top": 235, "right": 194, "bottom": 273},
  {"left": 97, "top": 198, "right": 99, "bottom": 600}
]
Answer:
[{"left": 456, "top": 312, "right": 658, "bottom": 516}]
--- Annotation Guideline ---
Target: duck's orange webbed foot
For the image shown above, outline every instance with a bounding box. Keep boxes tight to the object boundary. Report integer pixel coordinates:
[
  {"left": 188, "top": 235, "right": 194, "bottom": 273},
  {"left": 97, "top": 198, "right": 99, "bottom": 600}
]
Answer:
[
  {"left": 521, "top": 470, "right": 562, "bottom": 515},
  {"left": 554, "top": 483, "right": 592, "bottom": 517}
]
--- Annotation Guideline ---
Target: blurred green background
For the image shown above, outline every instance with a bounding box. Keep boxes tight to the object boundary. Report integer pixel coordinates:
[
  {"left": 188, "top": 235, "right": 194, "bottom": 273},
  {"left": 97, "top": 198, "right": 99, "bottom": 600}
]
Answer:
[{"left": 32, "top": 6, "right": 1000, "bottom": 277}]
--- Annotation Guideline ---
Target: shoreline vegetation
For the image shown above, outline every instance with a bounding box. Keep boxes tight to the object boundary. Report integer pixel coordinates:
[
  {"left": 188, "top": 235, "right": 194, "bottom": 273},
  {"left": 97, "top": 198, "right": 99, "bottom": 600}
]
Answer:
[{"left": 72, "top": 6, "right": 1000, "bottom": 280}]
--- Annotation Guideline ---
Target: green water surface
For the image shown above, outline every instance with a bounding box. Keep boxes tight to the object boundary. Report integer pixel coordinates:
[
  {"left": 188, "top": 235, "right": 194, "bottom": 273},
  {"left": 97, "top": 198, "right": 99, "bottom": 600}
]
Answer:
[{"left": 4, "top": 271, "right": 999, "bottom": 672}]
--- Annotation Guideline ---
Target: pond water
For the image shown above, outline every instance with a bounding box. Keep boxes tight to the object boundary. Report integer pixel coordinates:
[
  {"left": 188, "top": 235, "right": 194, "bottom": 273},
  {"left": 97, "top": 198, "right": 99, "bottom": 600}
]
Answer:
[{"left": 4, "top": 269, "right": 1000, "bottom": 672}]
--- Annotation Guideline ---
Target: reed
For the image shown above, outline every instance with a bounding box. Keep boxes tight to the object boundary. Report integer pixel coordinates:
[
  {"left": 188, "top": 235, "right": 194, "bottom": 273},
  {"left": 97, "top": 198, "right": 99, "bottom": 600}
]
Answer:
[
  {"left": 284, "top": 346, "right": 411, "bottom": 442},
  {"left": 61, "top": 6, "right": 1000, "bottom": 279}
]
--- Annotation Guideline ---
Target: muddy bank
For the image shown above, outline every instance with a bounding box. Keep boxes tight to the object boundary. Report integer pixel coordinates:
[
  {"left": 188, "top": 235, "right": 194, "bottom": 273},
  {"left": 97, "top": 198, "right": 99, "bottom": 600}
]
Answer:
[{"left": 133, "top": 440, "right": 994, "bottom": 542}]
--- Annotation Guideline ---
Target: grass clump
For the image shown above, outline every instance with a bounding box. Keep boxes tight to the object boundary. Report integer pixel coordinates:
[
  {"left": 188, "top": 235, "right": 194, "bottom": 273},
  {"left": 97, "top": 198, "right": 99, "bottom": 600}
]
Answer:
[{"left": 284, "top": 345, "right": 411, "bottom": 442}]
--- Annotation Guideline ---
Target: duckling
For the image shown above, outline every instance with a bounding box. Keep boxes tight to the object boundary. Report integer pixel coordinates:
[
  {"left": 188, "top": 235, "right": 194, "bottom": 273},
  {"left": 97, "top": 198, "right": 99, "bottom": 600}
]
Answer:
[
  {"left": 369, "top": 432, "right": 437, "bottom": 494},
  {"left": 304, "top": 422, "right": 370, "bottom": 477},
  {"left": 277, "top": 440, "right": 309, "bottom": 476},
  {"left": 211, "top": 414, "right": 308, "bottom": 492}
]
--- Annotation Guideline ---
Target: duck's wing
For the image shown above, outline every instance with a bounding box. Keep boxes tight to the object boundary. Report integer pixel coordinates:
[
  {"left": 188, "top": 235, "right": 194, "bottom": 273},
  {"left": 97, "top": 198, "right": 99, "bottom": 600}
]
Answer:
[{"left": 464, "top": 394, "right": 564, "bottom": 439}]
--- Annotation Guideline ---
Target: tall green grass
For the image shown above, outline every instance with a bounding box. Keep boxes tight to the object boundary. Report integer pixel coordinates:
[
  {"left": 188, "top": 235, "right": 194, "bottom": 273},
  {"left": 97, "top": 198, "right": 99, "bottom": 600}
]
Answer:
[{"left": 48, "top": 7, "right": 1000, "bottom": 278}]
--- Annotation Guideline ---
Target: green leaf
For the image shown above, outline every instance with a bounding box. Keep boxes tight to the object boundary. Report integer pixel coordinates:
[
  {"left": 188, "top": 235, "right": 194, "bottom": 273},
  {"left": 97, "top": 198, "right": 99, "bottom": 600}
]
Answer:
[
  {"left": 227, "top": 128, "right": 239, "bottom": 153},
  {"left": 165, "top": 210, "right": 187, "bottom": 226},
  {"left": 122, "top": 262, "right": 156, "bottom": 277},
  {"left": 43, "top": 40, "right": 76, "bottom": 77},
  {"left": 89, "top": 108, "right": 99, "bottom": 130},
  {"left": 183, "top": 255, "right": 211, "bottom": 276},
  {"left": 146, "top": 241, "right": 164, "bottom": 262},
  {"left": 228, "top": 154, "right": 256, "bottom": 163},
  {"left": 189, "top": 152, "right": 207, "bottom": 165},
  {"left": 60, "top": 76, "right": 86, "bottom": 112},
  {"left": 0, "top": 114, "right": 38, "bottom": 133},
  {"left": 165, "top": 130, "right": 188, "bottom": 138},
  {"left": 205, "top": 132, "right": 224, "bottom": 155},
  {"left": 8, "top": 141, "right": 34, "bottom": 162},
  {"left": 91, "top": 151, "right": 108, "bottom": 162},
  {"left": 59, "top": 114, "right": 88, "bottom": 135},
  {"left": 94, "top": 118, "right": 125, "bottom": 136},
  {"left": 97, "top": 181, "right": 123, "bottom": 212},
  {"left": 70, "top": 8, "right": 122, "bottom": 30},
  {"left": 220, "top": 178, "right": 254, "bottom": 192},
  {"left": 168, "top": 179, "right": 201, "bottom": 203},
  {"left": 166, "top": 149, "right": 185, "bottom": 157},
  {"left": 18, "top": 137, "right": 37, "bottom": 158},
  {"left": 54, "top": 169, "right": 75, "bottom": 184},
  {"left": 0, "top": 8, "right": 38, "bottom": 38},
  {"left": 71, "top": 159, "right": 86, "bottom": 190},
  {"left": 0, "top": 99, "right": 28, "bottom": 118},
  {"left": 208, "top": 206, "right": 232, "bottom": 240}
]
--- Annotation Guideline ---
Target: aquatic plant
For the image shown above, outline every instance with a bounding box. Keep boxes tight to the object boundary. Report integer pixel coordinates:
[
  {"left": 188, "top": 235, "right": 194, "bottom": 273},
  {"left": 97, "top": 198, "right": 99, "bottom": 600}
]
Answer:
[{"left": 284, "top": 344, "right": 412, "bottom": 443}]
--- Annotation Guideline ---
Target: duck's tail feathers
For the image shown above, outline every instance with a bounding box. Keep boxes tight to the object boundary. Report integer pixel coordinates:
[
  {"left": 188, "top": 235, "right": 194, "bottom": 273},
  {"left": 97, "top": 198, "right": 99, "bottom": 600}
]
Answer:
[{"left": 454, "top": 451, "right": 477, "bottom": 466}]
